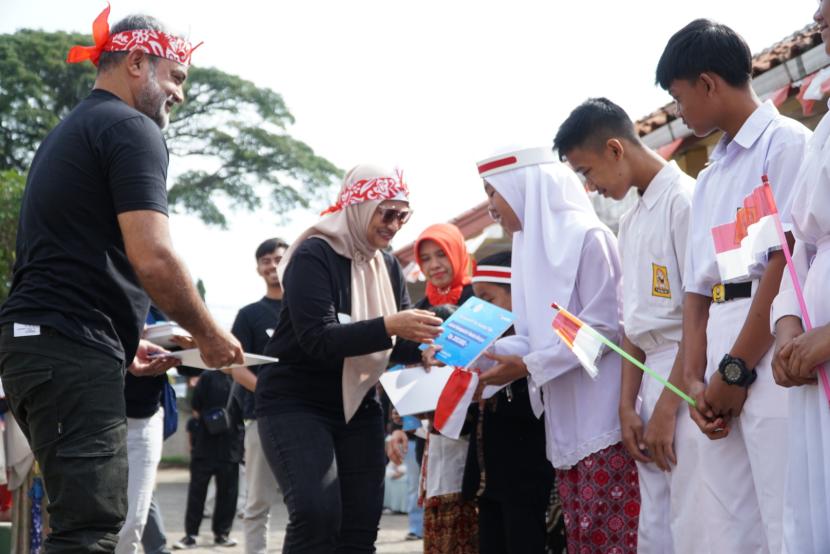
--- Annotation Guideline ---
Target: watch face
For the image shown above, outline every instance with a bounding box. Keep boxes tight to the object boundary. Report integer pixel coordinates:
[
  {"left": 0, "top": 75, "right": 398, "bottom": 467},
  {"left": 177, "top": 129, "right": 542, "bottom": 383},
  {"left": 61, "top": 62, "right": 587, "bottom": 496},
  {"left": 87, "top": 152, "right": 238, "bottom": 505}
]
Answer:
[{"left": 724, "top": 362, "right": 743, "bottom": 383}]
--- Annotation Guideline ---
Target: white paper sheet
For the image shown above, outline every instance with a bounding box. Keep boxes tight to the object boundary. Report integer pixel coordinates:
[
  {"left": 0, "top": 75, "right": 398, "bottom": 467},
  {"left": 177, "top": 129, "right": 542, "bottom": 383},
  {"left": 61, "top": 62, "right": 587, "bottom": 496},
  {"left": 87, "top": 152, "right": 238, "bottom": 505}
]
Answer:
[
  {"left": 154, "top": 349, "right": 278, "bottom": 370},
  {"left": 379, "top": 366, "right": 454, "bottom": 416}
]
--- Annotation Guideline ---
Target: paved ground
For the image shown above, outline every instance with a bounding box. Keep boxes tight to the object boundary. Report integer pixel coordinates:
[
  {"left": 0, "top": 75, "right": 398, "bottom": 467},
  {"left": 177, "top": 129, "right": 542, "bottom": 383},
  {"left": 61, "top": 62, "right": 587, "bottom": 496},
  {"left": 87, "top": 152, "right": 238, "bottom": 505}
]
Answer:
[{"left": 156, "top": 468, "right": 422, "bottom": 554}]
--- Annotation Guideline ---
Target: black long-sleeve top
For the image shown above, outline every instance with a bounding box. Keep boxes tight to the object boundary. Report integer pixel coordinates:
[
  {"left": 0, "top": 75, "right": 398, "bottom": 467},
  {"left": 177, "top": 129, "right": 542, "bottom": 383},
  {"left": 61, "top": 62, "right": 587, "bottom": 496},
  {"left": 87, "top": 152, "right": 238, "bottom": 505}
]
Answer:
[{"left": 256, "top": 238, "right": 412, "bottom": 419}]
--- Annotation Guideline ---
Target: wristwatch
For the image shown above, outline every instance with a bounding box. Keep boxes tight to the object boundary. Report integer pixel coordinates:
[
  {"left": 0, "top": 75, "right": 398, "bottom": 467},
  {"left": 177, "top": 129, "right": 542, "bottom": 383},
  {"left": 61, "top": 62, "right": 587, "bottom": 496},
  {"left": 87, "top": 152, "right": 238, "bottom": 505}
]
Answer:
[{"left": 718, "top": 354, "right": 757, "bottom": 387}]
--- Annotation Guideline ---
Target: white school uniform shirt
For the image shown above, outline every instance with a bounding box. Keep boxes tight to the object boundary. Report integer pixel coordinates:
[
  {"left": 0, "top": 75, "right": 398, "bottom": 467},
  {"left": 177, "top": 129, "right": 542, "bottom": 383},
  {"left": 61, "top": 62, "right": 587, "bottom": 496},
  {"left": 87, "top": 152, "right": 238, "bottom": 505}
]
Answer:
[
  {"left": 772, "top": 100, "right": 830, "bottom": 323},
  {"left": 684, "top": 101, "right": 810, "bottom": 296},
  {"left": 618, "top": 161, "right": 694, "bottom": 354},
  {"left": 769, "top": 102, "right": 830, "bottom": 553}
]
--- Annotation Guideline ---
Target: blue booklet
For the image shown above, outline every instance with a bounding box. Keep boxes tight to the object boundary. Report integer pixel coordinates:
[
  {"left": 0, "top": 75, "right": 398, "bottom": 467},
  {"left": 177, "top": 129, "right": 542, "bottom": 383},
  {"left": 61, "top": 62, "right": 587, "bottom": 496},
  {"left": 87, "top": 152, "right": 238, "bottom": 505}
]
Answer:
[{"left": 420, "top": 297, "right": 515, "bottom": 368}]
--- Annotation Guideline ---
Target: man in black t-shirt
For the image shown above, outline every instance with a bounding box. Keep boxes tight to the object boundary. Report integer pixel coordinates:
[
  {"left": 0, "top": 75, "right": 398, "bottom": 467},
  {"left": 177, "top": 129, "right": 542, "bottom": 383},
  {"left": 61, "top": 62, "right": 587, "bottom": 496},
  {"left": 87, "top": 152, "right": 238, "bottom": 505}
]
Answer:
[
  {"left": 229, "top": 238, "right": 287, "bottom": 554},
  {"left": 176, "top": 370, "right": 244, "bottom": 549},
  {"left": 0, "top": 8, "right": 243, "bottom": 553}
]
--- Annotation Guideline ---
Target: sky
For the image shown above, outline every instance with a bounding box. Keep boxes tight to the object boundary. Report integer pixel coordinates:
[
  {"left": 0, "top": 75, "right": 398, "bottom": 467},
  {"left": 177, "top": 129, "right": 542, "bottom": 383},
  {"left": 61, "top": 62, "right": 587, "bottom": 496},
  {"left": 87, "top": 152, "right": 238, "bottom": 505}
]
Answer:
[{"left": 1, "top": 0, "right": 819, "bottom": 326}]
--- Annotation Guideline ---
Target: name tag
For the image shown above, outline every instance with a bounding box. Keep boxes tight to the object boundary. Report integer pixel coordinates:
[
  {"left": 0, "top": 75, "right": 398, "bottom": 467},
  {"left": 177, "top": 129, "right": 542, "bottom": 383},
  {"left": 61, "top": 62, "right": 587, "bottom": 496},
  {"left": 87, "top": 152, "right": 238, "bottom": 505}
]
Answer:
[{"left": 13, "top": 323, "right": 41, "bottom": 337}]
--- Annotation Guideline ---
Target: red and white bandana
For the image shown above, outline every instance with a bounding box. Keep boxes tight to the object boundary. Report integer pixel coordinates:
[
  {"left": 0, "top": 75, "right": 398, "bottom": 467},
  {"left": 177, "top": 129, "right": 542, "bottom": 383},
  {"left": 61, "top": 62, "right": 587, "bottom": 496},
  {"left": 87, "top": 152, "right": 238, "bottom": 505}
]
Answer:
[
  {"left": 321, "top": 169, "right": 409, "bottom": 215},
  {"left": 472, "top": 265, "right": 511, "bottom": 285},
  {"left": 67, "top": 3, "right": 201, "bottom": 67}
]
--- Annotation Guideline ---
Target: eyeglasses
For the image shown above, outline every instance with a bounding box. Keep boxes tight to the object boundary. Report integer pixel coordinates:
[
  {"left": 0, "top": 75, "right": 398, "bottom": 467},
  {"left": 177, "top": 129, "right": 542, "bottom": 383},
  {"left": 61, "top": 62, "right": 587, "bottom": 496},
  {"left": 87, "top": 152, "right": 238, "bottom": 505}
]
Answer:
[{"left": 377, "top": 207, "right": 413, "bottom": 225}]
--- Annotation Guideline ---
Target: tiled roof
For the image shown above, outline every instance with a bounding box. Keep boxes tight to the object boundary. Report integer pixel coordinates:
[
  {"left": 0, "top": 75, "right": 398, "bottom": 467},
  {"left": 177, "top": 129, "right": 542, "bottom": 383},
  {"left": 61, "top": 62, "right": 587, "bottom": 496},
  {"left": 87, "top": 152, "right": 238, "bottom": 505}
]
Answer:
[{"left": 634, "top": 24, "right": 822, "bottom": 137}]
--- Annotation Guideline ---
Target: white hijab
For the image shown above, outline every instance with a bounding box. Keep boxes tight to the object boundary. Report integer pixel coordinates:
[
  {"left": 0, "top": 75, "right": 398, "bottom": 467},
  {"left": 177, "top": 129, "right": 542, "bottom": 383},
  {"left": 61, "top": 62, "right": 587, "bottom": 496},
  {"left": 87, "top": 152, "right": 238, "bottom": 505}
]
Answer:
[
  {"left": 279, "top": 164, "right": 406, "bottom": 422},
  {"left": 486, "top": 161, "right": 608, "bottom": 413}
]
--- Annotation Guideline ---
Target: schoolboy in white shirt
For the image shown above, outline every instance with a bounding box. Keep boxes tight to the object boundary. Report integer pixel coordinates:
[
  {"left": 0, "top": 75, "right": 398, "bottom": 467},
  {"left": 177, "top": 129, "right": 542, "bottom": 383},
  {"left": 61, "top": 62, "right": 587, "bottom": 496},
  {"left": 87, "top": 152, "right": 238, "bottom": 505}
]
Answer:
[
  {"left": 555, "top": 97, "right": 697, "bottom": 554},
  {"left": 656, "top": 19, "right": 810, "bottom": 553}
]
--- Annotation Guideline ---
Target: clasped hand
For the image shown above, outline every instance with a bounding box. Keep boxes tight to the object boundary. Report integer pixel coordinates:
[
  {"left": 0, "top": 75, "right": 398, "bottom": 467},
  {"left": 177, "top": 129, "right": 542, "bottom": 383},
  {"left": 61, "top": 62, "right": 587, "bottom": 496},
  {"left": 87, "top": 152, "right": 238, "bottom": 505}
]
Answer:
[{"left": 773, "top": 322, "right": 830, "bottom": 387}]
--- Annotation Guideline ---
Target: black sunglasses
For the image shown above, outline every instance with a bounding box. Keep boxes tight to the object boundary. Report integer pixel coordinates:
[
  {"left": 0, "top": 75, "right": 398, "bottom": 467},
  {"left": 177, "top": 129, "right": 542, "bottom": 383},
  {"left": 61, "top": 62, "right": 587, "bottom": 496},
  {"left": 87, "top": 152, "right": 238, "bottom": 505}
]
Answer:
[{"left": 377, "top": 207, "right": 413, "bottom": 225}]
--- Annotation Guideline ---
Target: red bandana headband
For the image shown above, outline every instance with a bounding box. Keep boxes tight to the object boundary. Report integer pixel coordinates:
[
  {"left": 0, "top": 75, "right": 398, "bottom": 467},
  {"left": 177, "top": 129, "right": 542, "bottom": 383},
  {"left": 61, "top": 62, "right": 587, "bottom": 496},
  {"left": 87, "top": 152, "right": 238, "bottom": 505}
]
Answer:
[
  {"left": 66, "top": 3, "right": 202, "bottom": 67},
  {"left": 472, "top": 265, "right": 511, "bottom": 285},
  {"left": 321, "top": 169, "right": 409, "bottom": 216}
]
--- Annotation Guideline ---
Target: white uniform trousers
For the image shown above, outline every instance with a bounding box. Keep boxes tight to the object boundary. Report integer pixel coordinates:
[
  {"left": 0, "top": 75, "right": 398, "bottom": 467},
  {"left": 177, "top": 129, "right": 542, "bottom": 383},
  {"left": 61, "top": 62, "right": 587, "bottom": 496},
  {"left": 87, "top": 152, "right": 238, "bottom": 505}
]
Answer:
[
  {"left": 242, "top": 419, "right": 280, "bottom": 554},
  {"left": 699, "top": 298, "right": 788, "bottom": 554},
  {"left": 635, "top": 343, "right": 706, "bottom": 554},
  {"left": 115, "top": 409, "right": 164, "bottom": 554},
  {"left": 783, "top": 241, "right": 830, "bottom": 553}
]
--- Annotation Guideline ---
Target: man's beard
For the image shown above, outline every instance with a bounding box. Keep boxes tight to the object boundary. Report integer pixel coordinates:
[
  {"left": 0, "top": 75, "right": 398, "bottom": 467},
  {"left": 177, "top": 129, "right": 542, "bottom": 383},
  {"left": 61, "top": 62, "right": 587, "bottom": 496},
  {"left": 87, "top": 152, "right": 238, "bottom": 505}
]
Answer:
[{"left": 136, "top": 68, "right": 169, "bottom": 129}]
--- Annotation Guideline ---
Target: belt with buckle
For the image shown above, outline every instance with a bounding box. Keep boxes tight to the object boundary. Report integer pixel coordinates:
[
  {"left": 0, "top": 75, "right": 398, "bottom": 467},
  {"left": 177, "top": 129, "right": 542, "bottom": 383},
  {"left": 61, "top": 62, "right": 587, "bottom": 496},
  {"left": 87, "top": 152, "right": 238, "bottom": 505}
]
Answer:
[{"left": 712, "top": 282, "right": 752, "bottom": 303}]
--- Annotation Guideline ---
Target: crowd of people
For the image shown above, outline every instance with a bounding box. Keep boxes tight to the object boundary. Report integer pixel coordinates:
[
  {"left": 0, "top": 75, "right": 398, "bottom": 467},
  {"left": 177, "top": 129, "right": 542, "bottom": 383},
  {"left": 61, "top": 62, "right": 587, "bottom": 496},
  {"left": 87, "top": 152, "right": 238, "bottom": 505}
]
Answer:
[{"left": 1, "top": 2, "right": 830, "bottom": 554}]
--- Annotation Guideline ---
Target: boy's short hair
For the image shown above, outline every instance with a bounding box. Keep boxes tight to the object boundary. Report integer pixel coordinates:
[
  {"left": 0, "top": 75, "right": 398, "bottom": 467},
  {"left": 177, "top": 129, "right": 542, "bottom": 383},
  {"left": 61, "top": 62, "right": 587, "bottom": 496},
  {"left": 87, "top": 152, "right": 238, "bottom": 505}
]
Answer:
[
  {"left": 553, "top": 98, "right": 639, "bottom": 160},
  {"left": 656, "top": 18, "right": 752, "bottom": 90},
  {"left": 255, "top": 238, "right": 289, "bottom": 261}
]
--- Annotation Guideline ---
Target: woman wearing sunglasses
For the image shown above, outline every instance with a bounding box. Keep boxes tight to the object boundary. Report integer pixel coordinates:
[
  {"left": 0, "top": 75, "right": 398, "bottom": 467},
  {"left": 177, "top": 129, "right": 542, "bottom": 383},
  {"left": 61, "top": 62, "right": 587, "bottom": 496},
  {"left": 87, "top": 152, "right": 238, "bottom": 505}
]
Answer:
[{"left": 255, "top": 164, "right": 443, "bottom": 553}]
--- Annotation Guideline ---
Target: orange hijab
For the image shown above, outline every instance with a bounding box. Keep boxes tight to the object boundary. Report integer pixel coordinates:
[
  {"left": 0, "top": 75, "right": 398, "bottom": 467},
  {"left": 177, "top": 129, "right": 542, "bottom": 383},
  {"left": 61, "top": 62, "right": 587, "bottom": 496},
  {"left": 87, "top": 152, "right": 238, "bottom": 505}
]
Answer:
[{"left": 414, "top": 223, "right": 472, "bottom": 306}]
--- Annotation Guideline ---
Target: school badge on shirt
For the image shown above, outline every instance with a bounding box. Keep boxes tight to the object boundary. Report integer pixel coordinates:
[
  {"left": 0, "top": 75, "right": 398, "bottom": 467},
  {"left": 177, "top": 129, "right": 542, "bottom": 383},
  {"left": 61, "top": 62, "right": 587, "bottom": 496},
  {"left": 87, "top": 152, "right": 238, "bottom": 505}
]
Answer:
[{"left": 652, "top": 263, "right": 671, "bottom": 298}]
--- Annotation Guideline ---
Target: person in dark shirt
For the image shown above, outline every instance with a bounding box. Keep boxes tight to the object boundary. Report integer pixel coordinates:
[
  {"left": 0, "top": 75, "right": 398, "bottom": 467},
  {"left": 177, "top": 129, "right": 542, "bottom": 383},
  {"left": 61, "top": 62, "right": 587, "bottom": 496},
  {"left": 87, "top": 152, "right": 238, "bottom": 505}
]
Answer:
[
  {"left": 175, "top": 371, "right": 243, "bottom": 549},
  {"left": 0, "top": 8, "right": 243, "bottom": 552},
  {"left": 118, "top": 306, "right": 178, "bottom": 554},
  {"left": 229, "top": 237, "right": 288, "bottom": 554},
  {"left": 461, "top": 252, "right": 563, "bottom": 554},
  {"left": 255, "top": 165, "right": 443, "bottom": 552}
]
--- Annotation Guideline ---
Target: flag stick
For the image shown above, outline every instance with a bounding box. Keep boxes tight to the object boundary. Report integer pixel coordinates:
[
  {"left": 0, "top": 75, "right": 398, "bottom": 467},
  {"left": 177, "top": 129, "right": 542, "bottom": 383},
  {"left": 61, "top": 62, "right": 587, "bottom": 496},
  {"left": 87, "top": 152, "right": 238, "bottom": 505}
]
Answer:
[
  {"left": 552, "top": 303, "right": 696, "bottom": 407},
  {"left": 762, "top": 178, "right": 830, "bottom": 406}
]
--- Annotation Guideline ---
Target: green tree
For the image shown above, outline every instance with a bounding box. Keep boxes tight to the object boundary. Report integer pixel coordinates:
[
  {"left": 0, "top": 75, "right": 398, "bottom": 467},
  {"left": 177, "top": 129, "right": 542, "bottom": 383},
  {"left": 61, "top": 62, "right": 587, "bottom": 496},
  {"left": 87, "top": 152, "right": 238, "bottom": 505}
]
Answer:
[
  {"left": 0, "top": 29, "right": 341, "bottom": 227},
  {"left": 0, "top": 170, "right": 26, "bottom": 301}
]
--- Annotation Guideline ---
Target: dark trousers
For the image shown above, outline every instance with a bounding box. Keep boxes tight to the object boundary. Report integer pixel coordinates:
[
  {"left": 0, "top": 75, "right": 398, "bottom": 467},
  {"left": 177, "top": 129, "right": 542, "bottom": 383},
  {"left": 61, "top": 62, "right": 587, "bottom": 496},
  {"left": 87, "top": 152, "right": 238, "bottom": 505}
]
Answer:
[
  {"left": 258, "top": 401, "right": 385, "bottom": 554},
  {"left": 0, "top": 328, "right": 127, "bottom": 553},
  {"left": 183, "top": 457, "right": 239, "bottom": 538},
  {"left": 479, "top": 496, "right": 548, "bottom": 554}
]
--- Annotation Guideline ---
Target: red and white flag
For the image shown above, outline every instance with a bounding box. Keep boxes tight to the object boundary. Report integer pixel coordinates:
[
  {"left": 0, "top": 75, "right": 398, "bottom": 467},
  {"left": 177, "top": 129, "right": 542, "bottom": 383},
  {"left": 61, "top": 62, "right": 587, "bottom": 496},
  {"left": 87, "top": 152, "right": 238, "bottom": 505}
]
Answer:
[
  {"left": 551, "top": 303, "right": 602, "bottom": 379},
  {"left": 433, "top": 367, "right": 479, "bottom": 439},
  {"left": 711, "top": 183, "right": 781, "bottom": 282}
]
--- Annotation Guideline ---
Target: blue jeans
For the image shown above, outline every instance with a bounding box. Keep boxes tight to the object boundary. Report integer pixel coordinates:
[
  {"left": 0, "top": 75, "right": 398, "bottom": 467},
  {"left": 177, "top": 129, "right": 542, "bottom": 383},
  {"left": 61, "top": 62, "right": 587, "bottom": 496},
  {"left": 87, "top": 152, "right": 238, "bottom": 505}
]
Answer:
[
  {"left": 404, "top": 439, "right": 423, "bottom": 537},
  {"left": 258, "top": 401, "right": 385, "bottom": 554},
  {"left": 141, "top": 495, "right": 171, "bottom": 554}
]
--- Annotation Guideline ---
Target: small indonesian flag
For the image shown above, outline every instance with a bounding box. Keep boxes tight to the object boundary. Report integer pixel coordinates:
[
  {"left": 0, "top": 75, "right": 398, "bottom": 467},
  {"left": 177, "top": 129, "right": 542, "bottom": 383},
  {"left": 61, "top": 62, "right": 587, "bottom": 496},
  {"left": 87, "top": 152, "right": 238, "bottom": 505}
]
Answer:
[
  {"left": 711, "top": 182, "right": 781, "bottom": 282},
  {"left": 551, "top": 303, "right": 603, "bottom": 379},
  {"left": 433, "top": 367, "right": 479, "bottom": 439}
]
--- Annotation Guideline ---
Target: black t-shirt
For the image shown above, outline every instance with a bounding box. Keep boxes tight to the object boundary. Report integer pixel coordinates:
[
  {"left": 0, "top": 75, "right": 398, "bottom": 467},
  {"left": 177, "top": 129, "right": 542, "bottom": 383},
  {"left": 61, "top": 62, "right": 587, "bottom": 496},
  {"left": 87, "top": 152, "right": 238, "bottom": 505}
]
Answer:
[
  {"left": 231, "top": 297, "right": 282, "bottom": 420},
  {"left": 124, "top": 372, "right": 166, "bottom": 419},
  {"left": 256, "top": 238, "right": 411, "bottom": 419},
  {"left": 191, "top": 371, "right": 243, "bottom": 463},
  {"left": 0, "top": 89, "right": 169, "bottom": 363}
]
